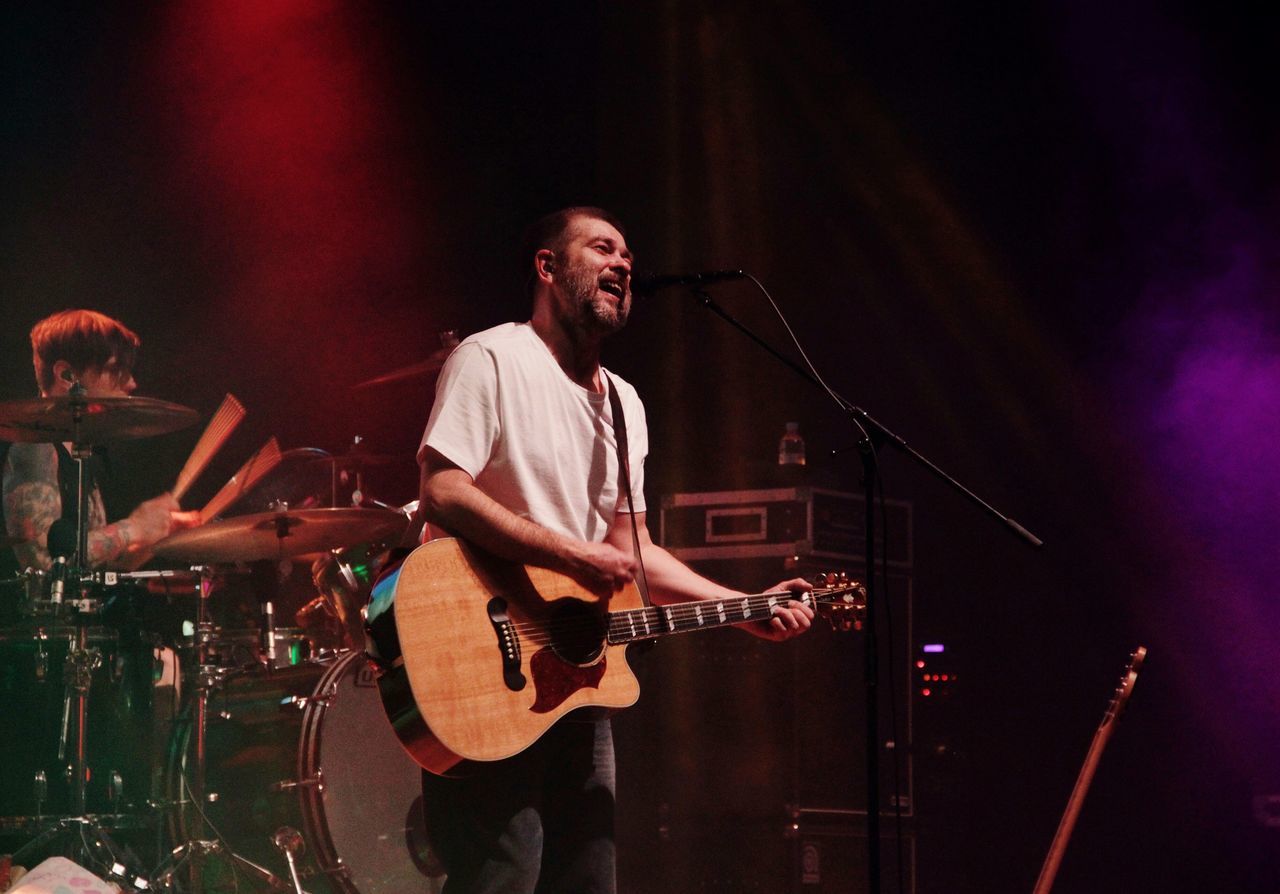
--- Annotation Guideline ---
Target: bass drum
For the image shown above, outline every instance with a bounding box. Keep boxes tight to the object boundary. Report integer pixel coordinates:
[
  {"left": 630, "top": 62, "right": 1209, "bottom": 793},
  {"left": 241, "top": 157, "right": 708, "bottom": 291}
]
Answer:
[{"left": 166, "top": 652, "right": 445, "bottom": 893}]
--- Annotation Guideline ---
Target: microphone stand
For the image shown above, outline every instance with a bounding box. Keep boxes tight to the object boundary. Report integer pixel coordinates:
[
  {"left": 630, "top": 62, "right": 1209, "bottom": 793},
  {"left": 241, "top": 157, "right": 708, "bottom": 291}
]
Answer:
[{"left": 684, "top": 285, "right": 1042, "bottom": 893}]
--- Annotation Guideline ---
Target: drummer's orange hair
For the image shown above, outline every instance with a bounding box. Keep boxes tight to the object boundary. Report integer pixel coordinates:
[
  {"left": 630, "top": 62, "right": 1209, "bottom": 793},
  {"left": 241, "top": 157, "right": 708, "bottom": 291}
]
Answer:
[{"left": 30, "top": 309, "right": 141, "bottom": 393}]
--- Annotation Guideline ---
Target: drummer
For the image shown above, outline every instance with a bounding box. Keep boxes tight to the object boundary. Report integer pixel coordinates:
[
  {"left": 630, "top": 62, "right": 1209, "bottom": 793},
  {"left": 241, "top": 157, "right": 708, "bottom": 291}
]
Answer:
[{"left": 1, "top": 309, "right": 198, "bottom": 576}]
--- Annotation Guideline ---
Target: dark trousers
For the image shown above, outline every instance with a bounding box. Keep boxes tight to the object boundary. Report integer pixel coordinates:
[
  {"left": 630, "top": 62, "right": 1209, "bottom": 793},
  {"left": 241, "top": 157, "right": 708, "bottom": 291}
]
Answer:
[{"left": 421, "top": 718, "right": 617, "bottom": 894}]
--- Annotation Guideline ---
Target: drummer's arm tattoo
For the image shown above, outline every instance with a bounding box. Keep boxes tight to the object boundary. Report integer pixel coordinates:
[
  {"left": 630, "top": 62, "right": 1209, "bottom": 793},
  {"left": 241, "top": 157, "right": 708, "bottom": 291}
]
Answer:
[
  {"left": 86, "top": 500, "right": 136, "bottom": 568},
  {"left": 4, "top": 443, "right": 135, "bottom": 570},
  {"left": 3, "top": 443, "right": 60, "bottom": 571}
]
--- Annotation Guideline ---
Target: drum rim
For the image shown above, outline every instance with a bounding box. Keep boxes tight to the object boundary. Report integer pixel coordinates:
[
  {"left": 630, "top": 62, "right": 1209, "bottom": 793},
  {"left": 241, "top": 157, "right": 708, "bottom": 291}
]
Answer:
[{"left": 297, "top": 650, "right": 362, "bottom": 891}]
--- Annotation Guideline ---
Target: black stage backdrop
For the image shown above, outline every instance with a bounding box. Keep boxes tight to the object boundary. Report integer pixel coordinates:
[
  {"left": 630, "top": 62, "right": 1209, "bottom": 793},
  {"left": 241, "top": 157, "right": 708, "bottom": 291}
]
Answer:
[{"left": 3, "top": 3, "right": 1279, "bottom": 891}]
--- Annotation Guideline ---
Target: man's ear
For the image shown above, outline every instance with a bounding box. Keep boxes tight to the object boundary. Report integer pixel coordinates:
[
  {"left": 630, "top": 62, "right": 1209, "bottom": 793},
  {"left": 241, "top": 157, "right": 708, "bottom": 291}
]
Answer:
[
  {"left": 47, "top": 360, "right": 75, "bottom": 395},
  {"left": 535, "top": 249, "right": 557, "bottom": 281}
]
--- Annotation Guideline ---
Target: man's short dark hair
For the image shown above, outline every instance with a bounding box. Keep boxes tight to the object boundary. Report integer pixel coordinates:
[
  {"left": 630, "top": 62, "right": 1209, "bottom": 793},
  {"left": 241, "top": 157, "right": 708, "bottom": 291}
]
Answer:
[
  {"left": 519, "top": 206, "right": 627, "bottom": 298},
  {"left": 30, "top": 309, "right": 140, "bottom": 393}
]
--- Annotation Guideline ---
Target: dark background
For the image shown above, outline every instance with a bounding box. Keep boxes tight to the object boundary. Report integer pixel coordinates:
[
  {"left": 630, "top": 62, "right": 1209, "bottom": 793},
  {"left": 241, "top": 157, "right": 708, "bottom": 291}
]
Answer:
[{"left": 4, "top": 2, "right": 1279, "bottom": 891}]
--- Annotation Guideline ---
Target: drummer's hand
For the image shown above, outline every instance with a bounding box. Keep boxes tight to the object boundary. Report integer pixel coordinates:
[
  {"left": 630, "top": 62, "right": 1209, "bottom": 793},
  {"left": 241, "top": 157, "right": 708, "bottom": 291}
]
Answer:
[{"left": 127, "top": 493, "right": 197, "bottom": 546}]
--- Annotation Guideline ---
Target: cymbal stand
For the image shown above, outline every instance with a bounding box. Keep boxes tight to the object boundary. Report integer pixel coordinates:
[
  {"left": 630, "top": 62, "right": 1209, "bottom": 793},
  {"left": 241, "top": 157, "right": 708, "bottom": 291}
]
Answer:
[
  {"left": 57, "top": 379, "right": 95, "bottom": 815},
  {"left": 14, "top": 380, "right": 153, "bottom": 886},
  {"left": 174, "top": 564, "right": 219, "bottom": 894},
  {"left": 58, "top": 621, "right": 99, "bottom": 816}
]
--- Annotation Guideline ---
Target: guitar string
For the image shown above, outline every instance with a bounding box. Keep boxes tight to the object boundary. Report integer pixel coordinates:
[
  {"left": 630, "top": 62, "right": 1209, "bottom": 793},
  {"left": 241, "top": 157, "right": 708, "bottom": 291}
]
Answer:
[
  {"left": 502, "top": 596, "right": 807, "bottom": 637},
  {"left": 499, "top": 587, "right": 855, "bottom": 635},
  {"left": 499, "top": 588, "right": 858, "bottom": 643}
]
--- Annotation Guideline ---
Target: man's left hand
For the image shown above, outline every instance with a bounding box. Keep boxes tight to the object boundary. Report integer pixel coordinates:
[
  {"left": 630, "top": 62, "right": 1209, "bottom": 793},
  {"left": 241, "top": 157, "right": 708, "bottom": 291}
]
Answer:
[{"left": 745, "top": 577, "right": 815, "bottom": 642}]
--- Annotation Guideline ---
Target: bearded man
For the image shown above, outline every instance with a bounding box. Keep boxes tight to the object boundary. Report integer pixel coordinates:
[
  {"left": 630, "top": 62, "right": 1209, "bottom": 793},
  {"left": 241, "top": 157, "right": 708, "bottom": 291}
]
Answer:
[{"left": 411, "top": 207, "right": 815, "bottom": 893}]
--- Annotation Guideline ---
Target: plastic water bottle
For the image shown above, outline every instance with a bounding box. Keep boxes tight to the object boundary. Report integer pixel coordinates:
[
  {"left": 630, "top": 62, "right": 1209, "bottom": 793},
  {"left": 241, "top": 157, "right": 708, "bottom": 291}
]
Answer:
[{"left": 778, "top": 421, "right": 806, "bottom": 466}]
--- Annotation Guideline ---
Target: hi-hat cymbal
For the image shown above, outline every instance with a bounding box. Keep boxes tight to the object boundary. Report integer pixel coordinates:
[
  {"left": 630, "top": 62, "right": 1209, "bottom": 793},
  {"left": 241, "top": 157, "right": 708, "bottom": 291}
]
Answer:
[
  {"left": 0, "top": 396, "right": 200, "bottom": 443},
  {"left": 152, "top": 507, "right": 409, "bottom": 563}
]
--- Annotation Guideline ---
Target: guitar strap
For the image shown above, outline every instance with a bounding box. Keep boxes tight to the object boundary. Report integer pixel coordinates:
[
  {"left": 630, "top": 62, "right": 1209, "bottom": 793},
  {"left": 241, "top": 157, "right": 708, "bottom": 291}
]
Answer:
[{"left": 604, "top": 371, "right": 652, "bottom": 608}]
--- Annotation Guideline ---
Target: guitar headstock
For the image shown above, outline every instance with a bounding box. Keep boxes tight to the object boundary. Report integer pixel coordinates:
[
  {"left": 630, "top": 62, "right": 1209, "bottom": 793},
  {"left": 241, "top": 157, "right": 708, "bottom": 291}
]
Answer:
[
  {"left": 811, "top": 572, "right": 867, "bottom": 632},
  {"left": 1105, "top": 645, "right": 1147, "bottom": 724}
]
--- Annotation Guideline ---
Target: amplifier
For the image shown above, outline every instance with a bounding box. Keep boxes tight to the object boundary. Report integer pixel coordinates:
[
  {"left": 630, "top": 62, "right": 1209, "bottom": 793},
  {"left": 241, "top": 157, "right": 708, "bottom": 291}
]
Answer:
[{"left": 659, "top": 487, "right": 912, "bottom": 568}]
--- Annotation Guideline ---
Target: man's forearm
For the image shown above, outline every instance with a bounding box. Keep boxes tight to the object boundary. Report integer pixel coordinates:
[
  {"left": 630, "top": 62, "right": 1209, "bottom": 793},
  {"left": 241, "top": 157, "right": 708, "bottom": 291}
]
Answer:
[
  {"left": 637, "top": 542, "right": 742, "bottom": 605},
  {"left": 421, "top": 471, "right": 575, "bottom": 572}
]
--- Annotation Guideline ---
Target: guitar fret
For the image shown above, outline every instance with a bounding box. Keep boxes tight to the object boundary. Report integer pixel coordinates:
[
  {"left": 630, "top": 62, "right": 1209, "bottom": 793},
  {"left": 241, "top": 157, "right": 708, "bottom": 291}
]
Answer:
[{"left": 606, "top": 586, "right": 864, "bottom": 644}]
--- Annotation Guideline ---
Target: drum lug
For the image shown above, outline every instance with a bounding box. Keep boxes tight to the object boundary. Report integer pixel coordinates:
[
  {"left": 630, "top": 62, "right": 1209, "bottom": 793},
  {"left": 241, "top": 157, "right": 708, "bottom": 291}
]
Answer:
[
  {"left": 270, "top": 775, "right": 323, "bottom": 793},
  {"left": 279, "top": 688, "right": 336, "bottom": 711}
]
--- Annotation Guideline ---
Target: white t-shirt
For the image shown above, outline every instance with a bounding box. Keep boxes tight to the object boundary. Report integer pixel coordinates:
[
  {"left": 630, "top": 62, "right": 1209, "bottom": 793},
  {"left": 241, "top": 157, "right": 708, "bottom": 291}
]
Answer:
[{"left": 418, "top": 322, "right": 648, "bottom": 543}]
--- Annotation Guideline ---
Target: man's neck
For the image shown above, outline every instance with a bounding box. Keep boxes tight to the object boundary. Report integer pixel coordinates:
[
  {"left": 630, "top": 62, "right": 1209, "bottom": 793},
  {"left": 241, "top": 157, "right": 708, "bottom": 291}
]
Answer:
[{"left": 530, "top": 313, "right": 605, "bottom": 392}]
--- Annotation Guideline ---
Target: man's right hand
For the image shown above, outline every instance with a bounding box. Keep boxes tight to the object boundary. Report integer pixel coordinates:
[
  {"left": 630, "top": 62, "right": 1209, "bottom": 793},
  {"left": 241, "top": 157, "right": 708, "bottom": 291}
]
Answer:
[
  {"left": 127, "top": 492, "right": 199, "bottom": 548},
  {"left": 565, "top": 540, "right": 637, "bottom": 595}
]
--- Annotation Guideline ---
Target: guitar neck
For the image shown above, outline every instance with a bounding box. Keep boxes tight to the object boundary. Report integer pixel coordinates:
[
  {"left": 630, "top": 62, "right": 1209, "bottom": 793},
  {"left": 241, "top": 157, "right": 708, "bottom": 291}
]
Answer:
[{"left": 606, "top": 588, "right": 841, "bottom": 644}]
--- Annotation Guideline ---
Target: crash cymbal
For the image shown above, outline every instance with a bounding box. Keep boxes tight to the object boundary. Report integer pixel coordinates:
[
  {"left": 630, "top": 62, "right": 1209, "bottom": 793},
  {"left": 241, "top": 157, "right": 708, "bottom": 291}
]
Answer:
[
  {"left": 151, "top": 507, "right": 409, "bottom": 563},
  {"left": 305, "top": 451, "right": 411, "bottom": 472},
  {"left": 0, "top": 396, "right": 200, "bottom": 443},
  {"left": 351, "top": 349, "right": 452, "bottom": 389}
]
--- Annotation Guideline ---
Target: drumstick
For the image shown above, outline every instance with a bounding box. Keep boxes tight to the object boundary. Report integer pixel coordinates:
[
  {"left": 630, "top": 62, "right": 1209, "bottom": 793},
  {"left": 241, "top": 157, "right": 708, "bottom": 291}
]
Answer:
[
  {"left": 172, "top": 394, "right": 246, "bottom": 504},
  {"left": 200, "top": 437, "right": 283, "bottom": 524},
  {"left": 118, "top": 436, "right": 280, "bottom": 573}
]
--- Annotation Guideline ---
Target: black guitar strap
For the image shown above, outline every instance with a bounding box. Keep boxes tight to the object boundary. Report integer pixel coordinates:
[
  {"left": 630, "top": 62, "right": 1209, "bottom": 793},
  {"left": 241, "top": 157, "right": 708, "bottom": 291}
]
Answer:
[{"left": 603, "top": 371, "right": 652, "bottom": 608}]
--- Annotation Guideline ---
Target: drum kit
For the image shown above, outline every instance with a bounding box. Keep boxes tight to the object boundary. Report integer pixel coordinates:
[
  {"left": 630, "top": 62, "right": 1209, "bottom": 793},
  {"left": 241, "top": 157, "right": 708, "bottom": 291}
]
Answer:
[{"left": 0, "top": 377, "right": 449, "bottom": 893}]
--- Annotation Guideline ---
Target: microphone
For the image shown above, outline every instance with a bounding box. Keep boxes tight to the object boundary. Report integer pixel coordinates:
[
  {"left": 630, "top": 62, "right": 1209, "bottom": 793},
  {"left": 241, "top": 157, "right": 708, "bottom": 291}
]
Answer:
[
  {"left": 47, "top": 518, "right": 78, "bottom": 605},
  {"left": 630, "top": 269, "right": 747, "bottom": 295}
]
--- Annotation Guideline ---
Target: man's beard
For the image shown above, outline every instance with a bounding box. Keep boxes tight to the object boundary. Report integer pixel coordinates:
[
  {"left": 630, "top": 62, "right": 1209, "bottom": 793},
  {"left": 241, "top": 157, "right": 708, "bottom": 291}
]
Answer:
[{"left": 562, "top": 262, "right": 630, "bottom": 333}]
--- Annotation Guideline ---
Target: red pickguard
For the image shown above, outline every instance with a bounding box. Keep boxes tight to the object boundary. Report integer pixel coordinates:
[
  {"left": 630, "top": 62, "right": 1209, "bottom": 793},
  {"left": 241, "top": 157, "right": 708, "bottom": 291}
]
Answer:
[{"left": 528, "top": 647, "right": 606, "bottom": 713}]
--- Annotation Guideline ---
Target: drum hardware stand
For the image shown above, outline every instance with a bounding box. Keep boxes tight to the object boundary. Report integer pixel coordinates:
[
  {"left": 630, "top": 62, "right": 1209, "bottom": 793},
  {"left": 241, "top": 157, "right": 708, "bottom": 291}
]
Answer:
[
  {"left": 153, "top": 838, "right": 303, "bottom": 893},
  {"left": 58, "top": 621, "right": 101, "bottom": 814},
  {"left": 11, "top": 814, "right": 152, "bottom": 891},
  {"left": 167, "top": 565, "right": 294, "bottom": 893},
  {"left": 17, "top": 568, "right": 152, "bottom": 885},
  {"left": 271, "top": 827, "right": 307, "bottom": 894}
]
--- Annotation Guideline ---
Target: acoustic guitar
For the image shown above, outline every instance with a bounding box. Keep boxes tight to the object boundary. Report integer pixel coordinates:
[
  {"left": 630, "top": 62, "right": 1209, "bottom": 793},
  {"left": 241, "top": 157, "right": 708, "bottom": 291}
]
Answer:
[{"left": 367, "top": 537, "right": 866, "bottom": 775}]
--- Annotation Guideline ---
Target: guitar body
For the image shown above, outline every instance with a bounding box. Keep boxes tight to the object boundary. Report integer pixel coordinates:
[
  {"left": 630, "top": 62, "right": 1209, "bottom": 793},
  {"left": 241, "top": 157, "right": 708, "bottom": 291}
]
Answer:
[{"left": 374, "top": 538, "right": 642, "bottom": 774}]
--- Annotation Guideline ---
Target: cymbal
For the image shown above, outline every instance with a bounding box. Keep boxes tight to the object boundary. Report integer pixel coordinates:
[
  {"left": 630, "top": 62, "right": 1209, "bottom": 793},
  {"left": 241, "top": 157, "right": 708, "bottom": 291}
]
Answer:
[
  {"left": 151, "top": 507, "right": 409, "bottom": 563},
  {"left": 305, "top": 451, "right": 410, "bottom": 472},
  {"left": 351, "top": 347, "right": 452, "bottom": 389},
  {"left": 0, "top": 396, "right": 201, "bottom": 443}
]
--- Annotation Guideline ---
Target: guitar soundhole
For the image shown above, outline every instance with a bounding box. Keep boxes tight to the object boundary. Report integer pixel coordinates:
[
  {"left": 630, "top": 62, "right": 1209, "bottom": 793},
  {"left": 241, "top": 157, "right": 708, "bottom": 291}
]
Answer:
[{"left": 547, "top": 598, "right": 607, "bottom": 666}]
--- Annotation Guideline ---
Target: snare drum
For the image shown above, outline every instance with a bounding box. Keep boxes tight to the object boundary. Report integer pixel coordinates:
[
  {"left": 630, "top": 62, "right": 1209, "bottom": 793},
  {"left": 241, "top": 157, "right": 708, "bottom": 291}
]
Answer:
[
  {"left": 166, "top": 651, "right": 444, "bottom": 893},
  {"left": 198, "top": 627, "right": 315, "bottom": 669}
]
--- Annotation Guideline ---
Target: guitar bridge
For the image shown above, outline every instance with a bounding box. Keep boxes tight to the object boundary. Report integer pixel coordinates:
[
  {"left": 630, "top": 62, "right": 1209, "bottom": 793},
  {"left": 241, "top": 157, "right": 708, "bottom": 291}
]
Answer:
[{"left": 487, "top": 597, "right": 526, "bottom": 691}]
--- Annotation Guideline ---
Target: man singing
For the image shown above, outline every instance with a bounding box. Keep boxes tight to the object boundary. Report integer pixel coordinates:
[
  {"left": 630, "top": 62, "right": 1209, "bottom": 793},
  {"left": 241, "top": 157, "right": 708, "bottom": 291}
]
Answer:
[{"left": 415, "top": 207, "right": 815, "bottom": 892}]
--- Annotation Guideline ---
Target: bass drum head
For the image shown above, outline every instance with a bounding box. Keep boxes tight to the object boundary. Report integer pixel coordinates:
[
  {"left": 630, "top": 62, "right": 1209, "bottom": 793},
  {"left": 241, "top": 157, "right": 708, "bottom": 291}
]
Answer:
[{"left": 302, "top": 651, "right": 445, "bottom": 893}]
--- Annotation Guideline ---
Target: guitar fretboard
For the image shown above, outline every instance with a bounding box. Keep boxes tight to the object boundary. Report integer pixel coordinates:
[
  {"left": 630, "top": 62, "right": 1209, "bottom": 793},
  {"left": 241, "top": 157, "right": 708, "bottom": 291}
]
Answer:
[{"left": 606, "top": 589, "right": 838, "bottom": 643}]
